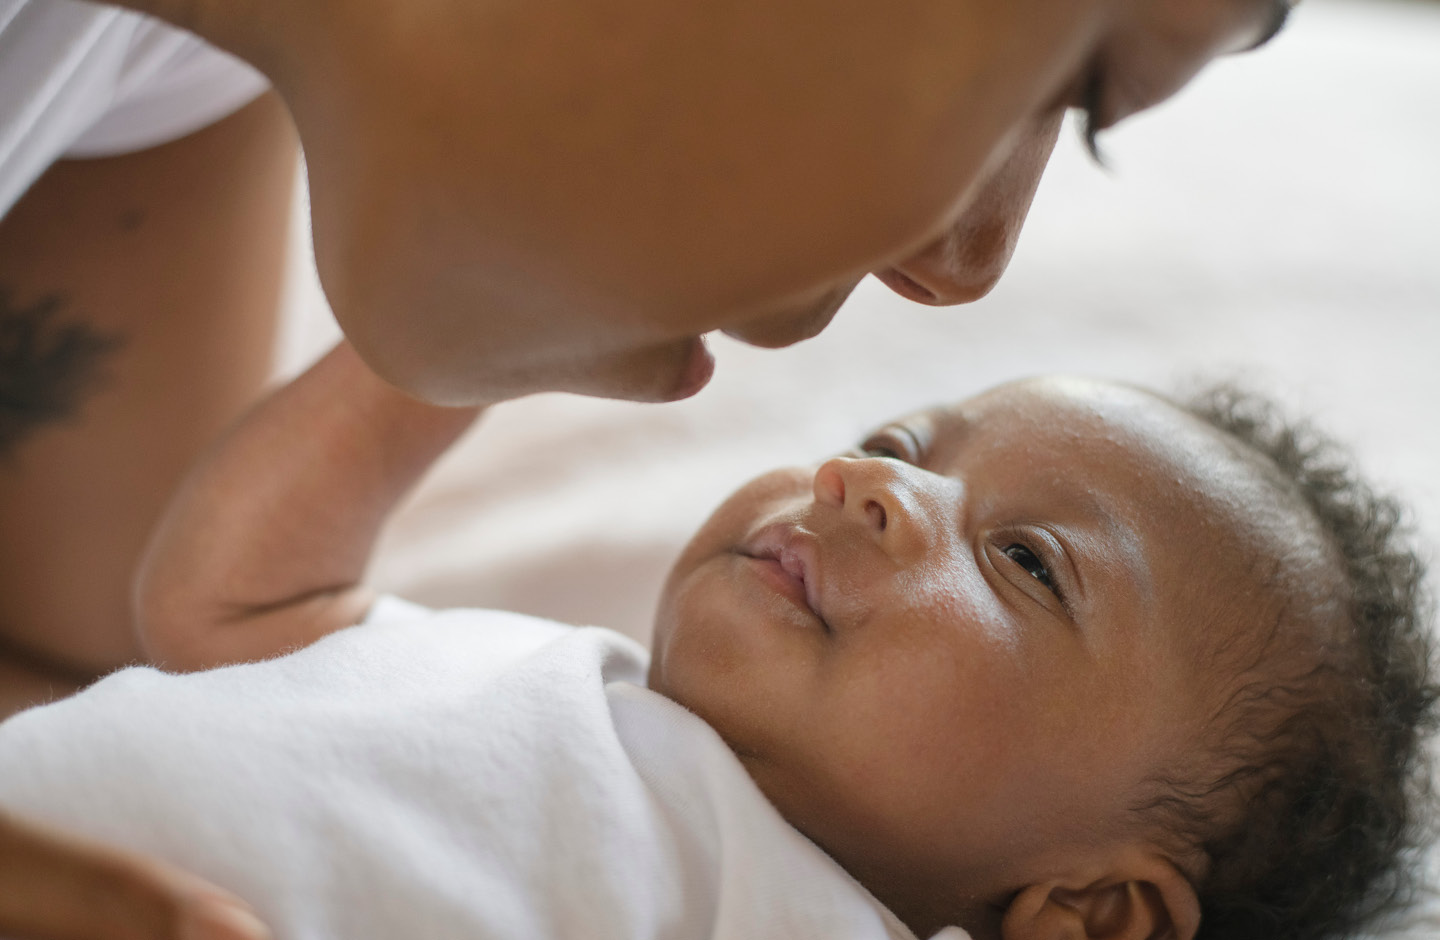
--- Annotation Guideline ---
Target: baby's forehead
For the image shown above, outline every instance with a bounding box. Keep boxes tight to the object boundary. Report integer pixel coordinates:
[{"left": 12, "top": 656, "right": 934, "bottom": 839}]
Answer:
[
  {"left": 908, "top": 376, "right": 1327, "bottom": 574},
  {"left": 908, "top": 377, "right": 1225, "bottom": 467},
  {"left": 942, "top": 378, "right": 1336, "bottom": 653}
]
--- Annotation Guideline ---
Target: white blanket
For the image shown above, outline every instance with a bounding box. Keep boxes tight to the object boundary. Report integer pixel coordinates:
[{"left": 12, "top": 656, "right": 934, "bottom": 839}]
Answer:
[{"left": 0, "top": 598, "right": 956, "bottom": 940}]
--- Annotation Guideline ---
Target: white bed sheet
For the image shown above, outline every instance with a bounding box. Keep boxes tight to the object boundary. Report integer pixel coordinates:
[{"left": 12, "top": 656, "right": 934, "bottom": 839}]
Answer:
[{"left": 273, "top": 0, "right": 1440, "bottom": 934}]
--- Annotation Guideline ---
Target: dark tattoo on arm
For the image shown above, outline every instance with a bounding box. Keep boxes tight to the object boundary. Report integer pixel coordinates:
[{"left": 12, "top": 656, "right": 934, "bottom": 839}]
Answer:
[{"left": 0, "top": 290, "right": 124, "bottom": 459}]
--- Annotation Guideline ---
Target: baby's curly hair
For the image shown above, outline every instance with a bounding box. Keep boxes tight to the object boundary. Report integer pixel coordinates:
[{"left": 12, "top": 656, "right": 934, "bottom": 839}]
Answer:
[{"left": 1144, "top": 385, "right": 1439, "bottom": 940}]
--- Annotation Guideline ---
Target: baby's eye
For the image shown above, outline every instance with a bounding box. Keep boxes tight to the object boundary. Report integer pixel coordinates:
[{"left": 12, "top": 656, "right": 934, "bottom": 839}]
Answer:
[
  {"left": 859, "top": 426, "right": 920, "bottom": 463},
  {"left": 1003, "top": 543, "right": 1056, "bottom": 594}
]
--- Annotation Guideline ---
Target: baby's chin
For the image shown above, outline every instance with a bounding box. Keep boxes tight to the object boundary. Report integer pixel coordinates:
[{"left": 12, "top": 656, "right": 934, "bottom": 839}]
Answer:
[
  {"left": 642, "top": 632, "right": 668, "bottom": 694},
  {"left": 643, "top": 613, "right": 988, "bottom": 940}
]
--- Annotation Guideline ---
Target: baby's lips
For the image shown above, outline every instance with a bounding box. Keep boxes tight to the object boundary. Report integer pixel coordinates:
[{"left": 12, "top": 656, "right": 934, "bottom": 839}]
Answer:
[
  {"left": 746, "top": 521, "right": 829, "bottom": 625},
  {"left": 777, "top": 545, "right": 826, "bottom": 624}
]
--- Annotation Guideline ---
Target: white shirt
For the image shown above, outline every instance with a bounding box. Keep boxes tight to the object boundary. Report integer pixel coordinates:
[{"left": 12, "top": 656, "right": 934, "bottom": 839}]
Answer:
[
  {"left": 0, "top": 599, "right": 965, "bottom": 940},
  {"left": 0, "top": 0, "right": 267, "bottom": 217}
]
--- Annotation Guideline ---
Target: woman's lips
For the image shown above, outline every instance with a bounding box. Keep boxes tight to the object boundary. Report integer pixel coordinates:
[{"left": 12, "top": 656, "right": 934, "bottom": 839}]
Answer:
[
  {"left": 874, "top": 267, "right": 937, "bottom": 304},
  {"left": 665, "top": 335, "right": 715, "bottom": 401}
]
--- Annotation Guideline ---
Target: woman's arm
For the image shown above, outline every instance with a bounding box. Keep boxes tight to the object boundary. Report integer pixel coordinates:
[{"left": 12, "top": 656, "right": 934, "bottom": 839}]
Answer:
[
  {"left": 0, "top": 90, "right": 298, "bottom": 680},
  {"left": 135, "top": 343, "right": 483, "bottom": 672}
]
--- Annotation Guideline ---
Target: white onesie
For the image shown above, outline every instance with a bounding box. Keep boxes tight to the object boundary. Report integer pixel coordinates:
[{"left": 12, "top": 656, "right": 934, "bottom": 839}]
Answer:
[
  {"left": 0, "top": 0, "right": 267, "bottom": 218},
  {"left": 0, "top": 598, "right": 968, "bottom": 940}
]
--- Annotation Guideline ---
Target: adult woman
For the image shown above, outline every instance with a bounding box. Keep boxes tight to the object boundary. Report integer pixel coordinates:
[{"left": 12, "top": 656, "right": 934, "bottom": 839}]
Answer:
[
  {"left": 0, "top": 0, "right": 1291, "bottom": 936},
  {"left": 124, "top": 0, "right": 1291, "bottom": 404}
]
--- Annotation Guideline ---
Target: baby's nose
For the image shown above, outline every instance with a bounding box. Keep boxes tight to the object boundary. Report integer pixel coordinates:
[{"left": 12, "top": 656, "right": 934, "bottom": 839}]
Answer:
[{"left": 812, "top": 457, "right": 938, "bottom": 559}]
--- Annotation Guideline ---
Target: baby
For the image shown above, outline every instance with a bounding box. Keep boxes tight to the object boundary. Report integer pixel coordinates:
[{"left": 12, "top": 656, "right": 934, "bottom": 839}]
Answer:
[{"left": 0, "top": 343, "right": 1433, "bottom": 940}]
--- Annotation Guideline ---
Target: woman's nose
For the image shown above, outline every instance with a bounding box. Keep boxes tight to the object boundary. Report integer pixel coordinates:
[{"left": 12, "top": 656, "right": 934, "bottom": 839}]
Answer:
[
  {"left": 875, "top": 111, "right": 1062, "bottom": 306},
  {"left": 812, "top": 456, "right": 935, "bottom": 559}
]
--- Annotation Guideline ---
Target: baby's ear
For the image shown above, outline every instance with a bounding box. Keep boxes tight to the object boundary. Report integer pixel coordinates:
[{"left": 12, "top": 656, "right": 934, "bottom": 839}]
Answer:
[{"left": 999, "top": 856, "right": 1200, "bottom": 940}]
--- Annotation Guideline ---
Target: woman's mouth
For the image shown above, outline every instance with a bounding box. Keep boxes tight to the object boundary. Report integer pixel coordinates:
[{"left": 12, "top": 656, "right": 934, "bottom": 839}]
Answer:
[
  {"left": 664, "top": 335, "right": 715, "bottom": 401},
  {"left": 873, "top": 267, "right": 937, "bottom": 304}
]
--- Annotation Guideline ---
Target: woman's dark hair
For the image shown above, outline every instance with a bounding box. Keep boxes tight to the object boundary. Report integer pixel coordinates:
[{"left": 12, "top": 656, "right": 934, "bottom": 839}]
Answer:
[{"left": 1153, "top": 384, "right": 1439, "bottom": 940}]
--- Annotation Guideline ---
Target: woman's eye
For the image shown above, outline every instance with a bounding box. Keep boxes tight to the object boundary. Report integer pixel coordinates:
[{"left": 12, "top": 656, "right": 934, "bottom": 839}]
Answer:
[
  {"left": 1003, "top": 543, "right": 1056, "bottom": 594},
  {"left": 1059, "top": 56, "right": 1110, "bottom": 166},
  {"left": 859, "top": 427, "right": 919, "bottom": 463},
  {"left": 1076, "top": 61, "right": 1108, "bottom": 165}
]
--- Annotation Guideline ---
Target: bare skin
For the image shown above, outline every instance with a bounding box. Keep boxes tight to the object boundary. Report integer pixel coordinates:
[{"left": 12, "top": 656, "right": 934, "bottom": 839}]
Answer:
[
  {"left": 135, "top": 344, "right": 482, "bottom": 672},
  {"left": 0, "top": 91, "right": 297, "bottom": 686},
  {"left": 116, "top": 0, "right": 1291, "bottom": 404},
  {"left": 0, "top": 807, "right": 271, "bottom": 940}
]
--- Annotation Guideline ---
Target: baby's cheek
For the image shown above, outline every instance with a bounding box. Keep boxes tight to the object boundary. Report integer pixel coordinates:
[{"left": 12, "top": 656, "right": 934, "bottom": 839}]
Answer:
[{"left": 652, "top": 566, "right": 775, "bottom": 728}]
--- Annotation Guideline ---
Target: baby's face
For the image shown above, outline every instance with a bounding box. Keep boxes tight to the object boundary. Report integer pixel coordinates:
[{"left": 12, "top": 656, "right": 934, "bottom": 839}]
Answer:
[{"left": 649, "top": 377, "right": 1286, "bottom": 936}]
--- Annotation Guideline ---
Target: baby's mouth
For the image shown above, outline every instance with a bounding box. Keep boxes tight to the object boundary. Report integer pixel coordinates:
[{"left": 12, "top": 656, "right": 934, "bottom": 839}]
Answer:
[{"left": 738, "top": 525, "right": 830, "bottom": 632}]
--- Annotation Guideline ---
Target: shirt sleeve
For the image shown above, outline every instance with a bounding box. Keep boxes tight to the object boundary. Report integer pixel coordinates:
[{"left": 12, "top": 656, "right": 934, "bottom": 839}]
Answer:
[{"left": 64, "top": 14, "right": 268, "bottom": 159}]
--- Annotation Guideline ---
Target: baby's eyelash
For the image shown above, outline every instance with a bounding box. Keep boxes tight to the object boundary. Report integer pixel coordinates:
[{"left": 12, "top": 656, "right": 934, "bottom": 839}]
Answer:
[
  {"left": 991, "top": 527, "right": 1077, "bottom": 619},
  {"left": 858, "top": 426, "right": 921, "bottom": 464},
  {"left": 997, "top": 530, "right": 1076, "bottom": 614},
  {"left": 1002, "top": 543, "right": 1057, "bottom": 594}
]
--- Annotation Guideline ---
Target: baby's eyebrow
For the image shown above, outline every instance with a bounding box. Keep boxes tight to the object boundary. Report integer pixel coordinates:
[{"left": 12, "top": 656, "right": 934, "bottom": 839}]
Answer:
[
  {"left": 1245, "top": 0, "right": 1294, "bottom": 52},
  {"left": 1063, "top": 497, "right": 1150, "bottom": 618}
]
